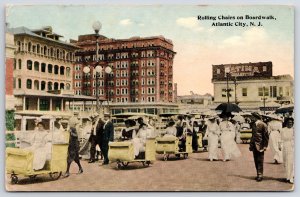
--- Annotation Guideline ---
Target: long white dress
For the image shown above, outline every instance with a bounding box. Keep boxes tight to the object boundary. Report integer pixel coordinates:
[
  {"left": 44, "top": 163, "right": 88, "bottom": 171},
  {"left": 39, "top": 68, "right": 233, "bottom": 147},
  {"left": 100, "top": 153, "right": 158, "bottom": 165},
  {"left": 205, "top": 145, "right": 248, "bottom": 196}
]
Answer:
[
  {"left": 132, "top": 127, "right": 153, "bottom": 156},
  {"left": 219, "top": 121, "right": 241, "bottom": 161},
  {"left": 281, "top": 127, "right": 294, "bottom": 183},
  {"left": 24, "top": 131, "right": 49, "bottom": 170},
  {"left": 268, "top": 120, "right": 283, "bottom": 163},
  {"left": 206, "top": 122, "right": 220, "bottom": 161},
  {"left": 234, "top": 123, "right": 242, "bottom": 144}
]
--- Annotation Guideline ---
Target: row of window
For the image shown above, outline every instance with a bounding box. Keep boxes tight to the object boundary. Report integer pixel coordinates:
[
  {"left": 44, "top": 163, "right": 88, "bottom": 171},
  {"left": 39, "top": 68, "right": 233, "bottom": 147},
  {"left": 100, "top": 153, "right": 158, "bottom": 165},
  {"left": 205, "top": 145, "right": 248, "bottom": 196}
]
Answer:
[
  {"left": 13, "top": 78, "right": 71, "bottom": 91},
  {"left": 16, "top": 41, "right": 75, "bottom": 61},
  {"left": 15, "top": 59, "right": 71, "bottom": 76},
  {"left": 221, "top": 86, "right": 290, "bottom": 97},
  {"left": 77, "top": 51, "right": 173, "bottom": 63}
]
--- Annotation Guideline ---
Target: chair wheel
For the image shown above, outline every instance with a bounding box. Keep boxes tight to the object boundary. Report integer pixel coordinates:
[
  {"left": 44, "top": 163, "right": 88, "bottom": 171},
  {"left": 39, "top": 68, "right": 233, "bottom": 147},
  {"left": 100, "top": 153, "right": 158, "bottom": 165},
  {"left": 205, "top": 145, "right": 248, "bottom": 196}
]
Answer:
[
  {"left": 163, "top": 154, "right": 168, "bottom": 161},
  {"left": 49, "top": 172, "right": 62, "bottom": 180},
  {"left": 143, "top": 161, "right": 150, "bottom": 166},
  {"left": 117, "top": 162, "right": 122, "bottom": 169},
  {"left": 183, "top": 153, "right": 188, "bottom": 159},
  {"left": 11, "top": 175, "right": 18, "bottom": 184}
]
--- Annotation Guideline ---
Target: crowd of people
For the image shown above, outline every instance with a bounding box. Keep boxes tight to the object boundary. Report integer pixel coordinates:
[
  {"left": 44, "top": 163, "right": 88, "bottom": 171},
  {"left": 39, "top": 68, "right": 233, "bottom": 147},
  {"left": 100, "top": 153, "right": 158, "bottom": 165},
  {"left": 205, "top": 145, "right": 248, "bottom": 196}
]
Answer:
[{"left": 19, "top": 109, "right": 294, "bottom": 184}]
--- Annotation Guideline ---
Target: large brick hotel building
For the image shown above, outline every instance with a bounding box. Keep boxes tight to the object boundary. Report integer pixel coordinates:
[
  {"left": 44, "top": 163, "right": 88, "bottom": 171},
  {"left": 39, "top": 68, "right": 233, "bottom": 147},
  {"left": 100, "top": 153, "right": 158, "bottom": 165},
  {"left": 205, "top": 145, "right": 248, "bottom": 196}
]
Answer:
[{"left": 72, "top": 34, "right": 176, "bottom": 103}]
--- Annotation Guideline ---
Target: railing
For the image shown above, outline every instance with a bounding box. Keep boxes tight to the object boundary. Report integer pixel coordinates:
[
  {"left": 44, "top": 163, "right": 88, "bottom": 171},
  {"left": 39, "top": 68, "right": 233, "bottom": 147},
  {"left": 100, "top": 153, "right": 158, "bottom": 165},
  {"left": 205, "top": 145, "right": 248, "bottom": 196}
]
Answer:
[{"left": 5, "top": 130, "right": 20, "bottom": 148}]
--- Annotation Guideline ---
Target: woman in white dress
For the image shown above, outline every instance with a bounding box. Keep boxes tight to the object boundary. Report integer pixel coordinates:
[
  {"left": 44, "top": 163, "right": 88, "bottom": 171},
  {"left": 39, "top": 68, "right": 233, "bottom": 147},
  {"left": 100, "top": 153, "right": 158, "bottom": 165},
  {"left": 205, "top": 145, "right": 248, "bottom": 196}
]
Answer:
[
  {"left": 24, "top": 122, "right": 49, "bottom": 170},
  {"left": 219, "top": 115, "right": 241, "bottom": 161},
  {"left": 267, "top": 115, "right": 283, "bottom": 164},
  {"left": 280, "top": 117, "right": 294, "bottom": 184},
  {"left": 206, "top": 117, "right": 220, "bottom": 161},
  {"left": 132, "top": 123, "right": 153, "bottom": 158}
]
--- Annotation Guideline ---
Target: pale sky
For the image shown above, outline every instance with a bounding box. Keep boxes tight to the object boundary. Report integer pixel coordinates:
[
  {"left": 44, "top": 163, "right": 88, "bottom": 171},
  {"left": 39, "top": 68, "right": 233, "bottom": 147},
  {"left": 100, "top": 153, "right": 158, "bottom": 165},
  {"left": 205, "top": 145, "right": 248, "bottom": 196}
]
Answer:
[{"left": 6, "top": 5, "right": 294, "bottom": 95}]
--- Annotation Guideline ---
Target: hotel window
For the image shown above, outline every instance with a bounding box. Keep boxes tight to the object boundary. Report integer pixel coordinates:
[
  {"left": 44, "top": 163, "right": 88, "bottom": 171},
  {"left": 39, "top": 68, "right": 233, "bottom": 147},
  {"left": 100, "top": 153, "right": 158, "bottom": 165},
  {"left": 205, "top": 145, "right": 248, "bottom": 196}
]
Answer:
[
  {"left": 48, "top": 82, "right": 52, "bottom": 91},
  {"left": 285, "top": 87, "right": 290, "bottom": 96},
  {"left": 60, "top": 83, "right": 65, "bottom": 90},
  {"left": 18, "top": 59, "right": 22, "bottom": 69},
  {"left": 60, "top": 66, "right": 65, "bottom": 75},
  {"left": 48, "top": 64, "right": 53, "bottom": 73},
  {"left": 269, "top": 86, "right": 277, "bottom": 97},
  {"left": 41, "top": 81, "right": 46, "bottom": 90},
  {"left": 54, "top": 82, "right": 59, "bottom": 90},
  {"left": 34, "top": 61, "right": 39, "bottom": 71},
  {"left": 39, "top": 99, "right": 49, "bottom": 111},
  {"left": 18, "top": 79, "right": 22, "bottom": 89},
  {"left": 41, "top": 63, "right": 46, "bottom": 72},
  {"left": 242, "top": 88, "right": 247, "bottom": 97},
  {"left": 34, "top": 80, "right": 39, "bottom": 90},
  {"left": 258, "top": 87, "right": 269, "bottom": 97},
  {"left": 27, "top": 60, "right": 32, "bottom": 70},
  {"left": 26, "top": 79, "right": 32, "bottom": 89},
  {"left": 258, "top": 88, "right": 263, "bottom": 97},
  {"left": 279, "top": 87, "right": 283, "bottom": 97},
  {"left": 54, "top": 65, "right": 59, "bottom": 75}
]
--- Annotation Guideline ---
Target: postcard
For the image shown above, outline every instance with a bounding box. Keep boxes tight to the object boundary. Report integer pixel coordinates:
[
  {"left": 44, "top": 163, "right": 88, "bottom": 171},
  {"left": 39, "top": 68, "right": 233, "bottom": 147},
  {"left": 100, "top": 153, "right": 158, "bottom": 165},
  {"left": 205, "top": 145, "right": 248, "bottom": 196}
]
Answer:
[{"left": 5, "top": 4, "right": 294, "bottom": 191}]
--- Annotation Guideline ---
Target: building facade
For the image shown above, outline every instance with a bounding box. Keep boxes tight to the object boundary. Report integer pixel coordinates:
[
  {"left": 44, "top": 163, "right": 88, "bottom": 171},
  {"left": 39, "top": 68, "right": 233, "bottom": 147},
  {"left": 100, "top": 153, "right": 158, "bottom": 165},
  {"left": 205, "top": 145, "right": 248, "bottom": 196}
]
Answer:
[
  {"left": 72, "top": 34, "right": 176, "bottom": 103},
  {"left": 8, "top": 26, "right": 96, "bottom": 117},
  {"left": 212, "top": 61, "right": 294, "bottom": 110}
]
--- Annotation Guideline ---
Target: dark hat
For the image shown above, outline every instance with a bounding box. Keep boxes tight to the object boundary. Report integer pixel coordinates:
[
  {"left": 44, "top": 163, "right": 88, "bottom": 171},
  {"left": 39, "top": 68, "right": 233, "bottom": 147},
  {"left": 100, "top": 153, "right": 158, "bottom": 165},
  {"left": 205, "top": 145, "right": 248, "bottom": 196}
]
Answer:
[
  {"left": 285, "top": 117, "right": 294, "bottom": 122},
  {"left": 125, "top": 119, "right": 136, "bottom": 127},
  {"left": 251, "top": 112, "right": 262, "bottom": 120},
  {"left": 168, "top": 121, "right": 175, "bottom": 127}
]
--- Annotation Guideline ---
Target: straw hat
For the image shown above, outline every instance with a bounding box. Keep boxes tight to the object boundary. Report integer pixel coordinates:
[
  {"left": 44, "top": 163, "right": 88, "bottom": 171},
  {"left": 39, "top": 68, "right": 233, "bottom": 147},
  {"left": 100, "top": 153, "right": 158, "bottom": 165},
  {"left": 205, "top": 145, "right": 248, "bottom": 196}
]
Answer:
[{"left": 266, "top": 114, "right": 283, "bottom": 121}]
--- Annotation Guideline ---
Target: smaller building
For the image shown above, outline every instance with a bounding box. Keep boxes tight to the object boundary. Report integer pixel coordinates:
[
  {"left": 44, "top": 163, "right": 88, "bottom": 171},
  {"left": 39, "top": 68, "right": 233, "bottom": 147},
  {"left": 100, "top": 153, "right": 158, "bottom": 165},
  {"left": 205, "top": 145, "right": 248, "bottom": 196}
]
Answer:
[
  {"left": 212, "top": 61, "right": 294, "bottom": 111},
  {"left": 177, "top": 92, "right": 214, "bottom": 114}
]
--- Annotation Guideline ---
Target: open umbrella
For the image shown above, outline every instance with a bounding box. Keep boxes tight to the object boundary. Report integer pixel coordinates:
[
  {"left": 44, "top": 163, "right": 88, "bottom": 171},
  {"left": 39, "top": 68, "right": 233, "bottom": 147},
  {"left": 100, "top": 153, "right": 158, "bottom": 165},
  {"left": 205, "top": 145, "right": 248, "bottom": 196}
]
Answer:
[
  {"left": 215, "top": 103, "right": 242, "bottom": 113},
  {"left": 275, "top": 104, "right": 294, "bottom": 114}
]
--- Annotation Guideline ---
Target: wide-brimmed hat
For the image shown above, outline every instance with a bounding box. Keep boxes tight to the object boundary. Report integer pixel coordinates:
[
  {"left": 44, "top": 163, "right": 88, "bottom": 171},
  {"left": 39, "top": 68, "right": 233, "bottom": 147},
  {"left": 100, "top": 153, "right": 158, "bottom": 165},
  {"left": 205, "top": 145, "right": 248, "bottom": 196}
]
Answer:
[
  {"left": 208, "top": 116, "right": 217, "bottom": 120},
  {"left": 265, "top": 114, "right": 283, "bottom": 121},
  {"left": 251, "top": 112, "right": 262, "bottom": 120}
]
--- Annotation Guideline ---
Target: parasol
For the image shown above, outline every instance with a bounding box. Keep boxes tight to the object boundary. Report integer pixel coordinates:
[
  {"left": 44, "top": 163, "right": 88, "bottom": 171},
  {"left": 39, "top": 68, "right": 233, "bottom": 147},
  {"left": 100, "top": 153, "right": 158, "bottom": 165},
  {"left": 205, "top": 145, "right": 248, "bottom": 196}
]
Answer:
[{"left": 215, "top": 103, "right": 242, "bottom": 113}]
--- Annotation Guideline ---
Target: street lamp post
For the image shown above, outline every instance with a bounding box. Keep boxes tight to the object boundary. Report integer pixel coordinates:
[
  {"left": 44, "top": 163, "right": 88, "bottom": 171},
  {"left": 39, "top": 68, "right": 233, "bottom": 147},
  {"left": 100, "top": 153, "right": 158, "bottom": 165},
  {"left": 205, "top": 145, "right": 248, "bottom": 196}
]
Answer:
[
  {"left": 233, "top": 77, "right": 238, "bottom": 104},
  {"left": 226, "top": 72, "right": 230, "bottom": 104},
  {"left": 93, "top": 21, "right": 102, "bottom": 111},
  {"left": 83, "top": 21, "right": 102, "bottom": 112},
  {"left": 104, "top": 66, "right": 112, "bottom": 111},
  {"left": 261, "top": 85, "right": 267, "bottom": 114}
]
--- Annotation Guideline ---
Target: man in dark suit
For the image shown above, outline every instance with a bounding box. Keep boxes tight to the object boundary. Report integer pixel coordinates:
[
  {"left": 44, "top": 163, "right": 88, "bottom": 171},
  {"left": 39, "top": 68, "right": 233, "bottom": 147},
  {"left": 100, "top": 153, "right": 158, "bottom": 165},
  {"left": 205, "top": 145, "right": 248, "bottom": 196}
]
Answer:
[
  {"left": 98, "top": 113, "right": 114, "bottom": 165},
  {"left": 88, "top": 115, "right": 99, "bottom": 163},
  {"left": 249, "top": 112, "right": 269, "bottom": 182}
]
